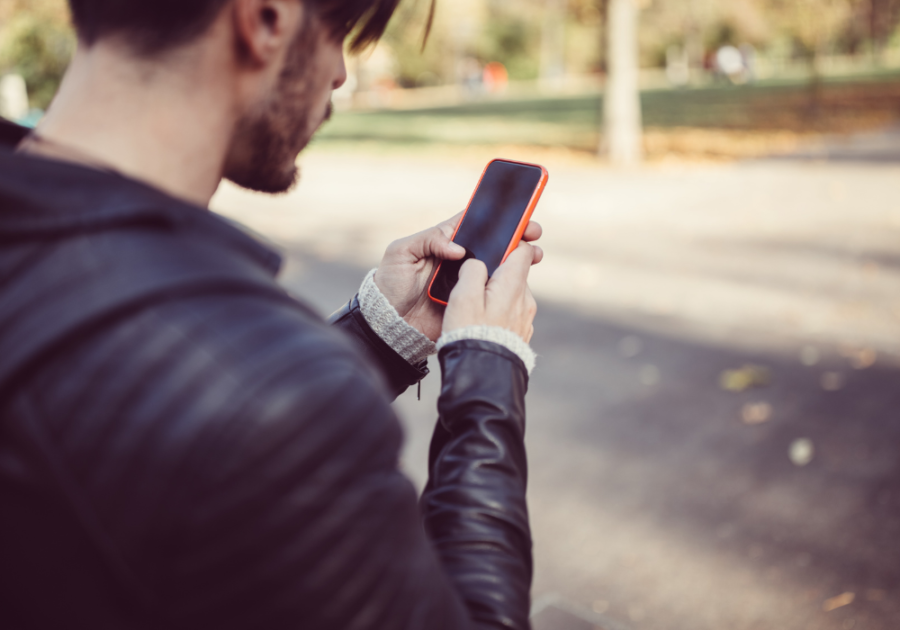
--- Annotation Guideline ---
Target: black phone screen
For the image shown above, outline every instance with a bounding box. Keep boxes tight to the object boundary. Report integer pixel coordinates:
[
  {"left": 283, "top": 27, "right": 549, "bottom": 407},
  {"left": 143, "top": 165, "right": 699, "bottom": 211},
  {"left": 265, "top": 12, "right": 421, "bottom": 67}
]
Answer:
[{"left": 430, "top": 160, "right": 543, "bottom": 303}]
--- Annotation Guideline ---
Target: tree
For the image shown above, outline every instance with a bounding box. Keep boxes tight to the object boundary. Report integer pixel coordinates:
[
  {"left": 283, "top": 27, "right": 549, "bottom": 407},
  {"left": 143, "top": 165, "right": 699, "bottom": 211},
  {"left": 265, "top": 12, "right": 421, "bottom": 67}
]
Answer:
[
  {"left": 0, "top": 0, "right": 74, "bottom": 110},
  {"left": 601, "top": 0, "right": 643, "bottom": 165},
  {"left": 766, "top": 0, "right": 853, "bottom": 74},
  {"left": 765, "top": 0, "right": 854, "bottom": 112},
  {"left": 844, "top": 0, "right": 900, "bottom": 61},
  {"left": 540, "top": 0, "right": 567, "bottom": 85},
  {"left": 637, "top": 0, "right": 768, "bottom": 72}
]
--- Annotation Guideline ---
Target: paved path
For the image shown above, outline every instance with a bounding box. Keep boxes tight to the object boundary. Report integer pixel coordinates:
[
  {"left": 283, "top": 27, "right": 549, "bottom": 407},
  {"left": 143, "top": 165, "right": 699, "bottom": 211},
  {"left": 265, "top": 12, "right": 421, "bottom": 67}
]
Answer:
[{"left": 212, "top": 129, "right": 900, "bottom": 630}]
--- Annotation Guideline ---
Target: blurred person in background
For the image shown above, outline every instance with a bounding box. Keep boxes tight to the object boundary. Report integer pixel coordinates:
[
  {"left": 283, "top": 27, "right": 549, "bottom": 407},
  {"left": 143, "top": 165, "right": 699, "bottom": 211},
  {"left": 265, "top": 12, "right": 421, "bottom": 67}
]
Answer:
[
  {"left": 0, "top": 0, "right": 544, "bottom": 628},
  {"left": 482, "top": 61, "right": 508, "bottom": 94}
]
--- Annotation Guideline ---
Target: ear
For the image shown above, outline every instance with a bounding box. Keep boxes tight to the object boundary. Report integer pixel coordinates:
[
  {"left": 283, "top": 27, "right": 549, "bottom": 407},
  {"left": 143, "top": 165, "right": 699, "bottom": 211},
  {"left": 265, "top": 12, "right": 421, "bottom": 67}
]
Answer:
[{"left": 231, "top": 0, "right": 304, "bottom": 66}]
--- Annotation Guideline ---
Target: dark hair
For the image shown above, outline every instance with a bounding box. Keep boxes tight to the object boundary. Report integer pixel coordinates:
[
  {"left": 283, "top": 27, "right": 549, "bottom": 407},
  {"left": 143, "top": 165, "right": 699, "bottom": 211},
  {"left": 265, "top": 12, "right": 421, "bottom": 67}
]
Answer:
[{"left": 68, "top": 0, "right": 432, "bottom": 54}]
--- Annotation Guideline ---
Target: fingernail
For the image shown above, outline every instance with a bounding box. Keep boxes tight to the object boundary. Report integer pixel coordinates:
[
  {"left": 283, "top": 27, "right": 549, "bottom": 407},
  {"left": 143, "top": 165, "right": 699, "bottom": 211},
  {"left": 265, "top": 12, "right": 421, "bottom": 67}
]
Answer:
[{"left": 449, "top": 242, "right": 465, "bottom": 254}]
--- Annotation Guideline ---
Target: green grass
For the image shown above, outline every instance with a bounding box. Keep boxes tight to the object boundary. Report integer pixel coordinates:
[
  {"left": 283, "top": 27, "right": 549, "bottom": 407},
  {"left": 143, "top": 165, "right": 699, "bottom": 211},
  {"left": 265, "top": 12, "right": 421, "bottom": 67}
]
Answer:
[{"left": 315, "top": 71, "right": 900, "bottom": 153}]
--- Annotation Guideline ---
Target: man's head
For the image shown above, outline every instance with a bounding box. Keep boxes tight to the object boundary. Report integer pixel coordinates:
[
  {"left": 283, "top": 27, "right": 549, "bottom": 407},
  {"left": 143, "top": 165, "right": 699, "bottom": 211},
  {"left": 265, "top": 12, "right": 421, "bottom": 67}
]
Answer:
[{"left": 64, "top": 0, "right": 403, "bottom": 192}]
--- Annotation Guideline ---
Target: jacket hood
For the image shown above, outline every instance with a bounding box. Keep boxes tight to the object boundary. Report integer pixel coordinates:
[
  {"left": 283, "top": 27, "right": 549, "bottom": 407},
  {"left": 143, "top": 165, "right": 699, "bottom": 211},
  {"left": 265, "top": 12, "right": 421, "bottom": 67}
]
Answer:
[
  {"left": 0, "top": 117, "right": 281, "bottom": 273},
  {"left": 0, "top": 118, "right": 291, "bottom": 396}
]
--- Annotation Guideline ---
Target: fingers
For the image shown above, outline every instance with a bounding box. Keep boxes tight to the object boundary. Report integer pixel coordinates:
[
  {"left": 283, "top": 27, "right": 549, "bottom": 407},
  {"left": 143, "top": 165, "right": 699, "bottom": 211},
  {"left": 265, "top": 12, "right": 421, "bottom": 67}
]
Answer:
[
  {"left": 439, "top": 211, "right": 464, "bottom": 238},
  {"left": 522, "top": 220, "right": 542, "bottom": 243},
  {"left": 429, "top": 212, "right": 466, "bottom": 259},
  {"left": 389, "top": 215, "right": 539, "bottom": 265},
  {"left": 442, "top": 258, "right": 487, "bottom": 333},
  {"left": 427, "top": 225, "right": 465, "bottom": 259},
  {"left": 483, "top": 255, "right": 537, "bottom": 341},
  {"left": 491, "top": 241, "right": 535, "bottom": 288},
  {"left": 522, "top": 221, "right": 543, "bottom": 265},
  {"left": 525, "top": 285, "right": 537, "bottom": 317},
  {"left": 445, "top": 259, "right": 488, "bottom": 329},
  {"left": 450, "top": 258, "right": 488, "bottom": 303},
  {"left": 444, "top": 250, "right": 538, "bottom": 342},
  {"left": 401, "top": 225, "right": 465, "bottom": 262}
]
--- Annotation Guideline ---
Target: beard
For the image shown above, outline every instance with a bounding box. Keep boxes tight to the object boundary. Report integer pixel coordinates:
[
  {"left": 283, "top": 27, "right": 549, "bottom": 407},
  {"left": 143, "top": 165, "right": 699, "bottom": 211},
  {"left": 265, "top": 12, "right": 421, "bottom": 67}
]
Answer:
[{"left": 224, "top": 19, "right": 329, "bottom": 194}]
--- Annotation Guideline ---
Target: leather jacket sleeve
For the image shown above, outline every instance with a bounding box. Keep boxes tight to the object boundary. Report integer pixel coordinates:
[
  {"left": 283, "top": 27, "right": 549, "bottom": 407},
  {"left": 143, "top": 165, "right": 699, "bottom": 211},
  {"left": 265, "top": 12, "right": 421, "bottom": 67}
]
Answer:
[
  {"left": 329, "top": 294, "right": 429, "bottom": 400},
  {"left": 330, "top": 299, "right": 533, "bottom": 626},
  {"left": 425, "top": 339, "right": 533, "bottom": 629}
]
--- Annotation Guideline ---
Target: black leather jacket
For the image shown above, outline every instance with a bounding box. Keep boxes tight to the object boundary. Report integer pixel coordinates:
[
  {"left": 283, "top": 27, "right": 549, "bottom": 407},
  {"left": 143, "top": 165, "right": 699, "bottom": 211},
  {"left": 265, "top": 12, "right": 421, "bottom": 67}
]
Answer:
[{"left": 0, "top": 120, "right": 532, "bottom": 629}]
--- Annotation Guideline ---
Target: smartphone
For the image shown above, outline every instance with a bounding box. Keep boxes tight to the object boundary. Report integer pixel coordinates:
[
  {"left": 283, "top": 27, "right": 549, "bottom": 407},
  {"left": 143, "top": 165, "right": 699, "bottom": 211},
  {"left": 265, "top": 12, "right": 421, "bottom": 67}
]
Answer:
[{"left": 428, "top": 158, "right": 548, "bottom": 305}]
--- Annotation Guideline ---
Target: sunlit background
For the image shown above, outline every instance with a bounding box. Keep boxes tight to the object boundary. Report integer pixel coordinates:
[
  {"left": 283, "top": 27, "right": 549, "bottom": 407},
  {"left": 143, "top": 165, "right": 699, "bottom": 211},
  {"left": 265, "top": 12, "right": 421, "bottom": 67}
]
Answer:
[{"left": 3, "top": 1, "right": 900, "bottom": 629}]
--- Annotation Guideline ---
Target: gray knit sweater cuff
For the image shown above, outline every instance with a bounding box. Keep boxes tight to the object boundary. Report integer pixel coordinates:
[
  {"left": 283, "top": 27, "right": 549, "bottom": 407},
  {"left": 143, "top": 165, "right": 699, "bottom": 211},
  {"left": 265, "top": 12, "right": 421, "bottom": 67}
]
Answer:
[
  {"left": 436, "top": 326, "right": 536, "bottom": 375},
  {"left": 358, "top": 269, "right": 436, "bottom": 365}
]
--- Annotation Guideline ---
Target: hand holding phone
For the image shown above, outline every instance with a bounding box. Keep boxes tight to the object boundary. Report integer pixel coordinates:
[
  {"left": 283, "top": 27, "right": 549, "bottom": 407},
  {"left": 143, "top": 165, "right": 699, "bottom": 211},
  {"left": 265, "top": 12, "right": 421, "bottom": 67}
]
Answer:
[
  {"left": 442, "top": 241, "right": 539, "bottom": 343},
  {"left": 428, "top": 159, "right": 548, "bottom": 305},
  {"left": 371, "top": 158, "right": 546, "bottom": 342}
]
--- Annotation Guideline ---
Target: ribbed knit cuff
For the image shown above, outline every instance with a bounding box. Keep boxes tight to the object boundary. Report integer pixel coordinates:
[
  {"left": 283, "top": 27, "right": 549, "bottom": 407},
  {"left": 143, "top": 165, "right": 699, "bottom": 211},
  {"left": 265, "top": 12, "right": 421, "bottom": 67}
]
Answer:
[
  {"left": 436, "top": 325, "right": 536, "bottom": 375},
  {"left": 358, "top": 269, "right": 436, "bottom": 365}
]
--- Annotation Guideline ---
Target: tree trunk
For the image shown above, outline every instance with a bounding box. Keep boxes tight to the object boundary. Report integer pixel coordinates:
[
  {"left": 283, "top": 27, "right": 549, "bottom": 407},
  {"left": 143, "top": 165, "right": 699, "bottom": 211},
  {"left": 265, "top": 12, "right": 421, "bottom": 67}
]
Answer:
[
  {"left": 540, "top": 0, "right": 566, "bottom": 88},
  {"left": 808, "top": 53, "right": 821, "bottom": 114},
  {"left": 601, "top": 0, "right": 643, "bottom": 165}
]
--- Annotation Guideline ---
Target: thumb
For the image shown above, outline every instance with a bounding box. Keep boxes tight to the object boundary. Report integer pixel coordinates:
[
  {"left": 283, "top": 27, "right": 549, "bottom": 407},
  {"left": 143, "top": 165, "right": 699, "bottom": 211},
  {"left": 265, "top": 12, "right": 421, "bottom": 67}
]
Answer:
[
  {"left": 449, "top": 258, "right": 488, "bottom": 303},
  {"left": 422, "top": 226, "right": 465, "bottom": 260}
]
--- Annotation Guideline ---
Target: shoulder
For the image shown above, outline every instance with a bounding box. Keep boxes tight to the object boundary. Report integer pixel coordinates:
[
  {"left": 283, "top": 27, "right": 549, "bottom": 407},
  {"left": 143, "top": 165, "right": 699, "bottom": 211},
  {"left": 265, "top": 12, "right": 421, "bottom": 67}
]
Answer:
[
  {"left": 30, "top": 289, "right": 401, "bottom": 478},
  {"left": 18, "top": 289, "right": 410, "bottom": 619}
]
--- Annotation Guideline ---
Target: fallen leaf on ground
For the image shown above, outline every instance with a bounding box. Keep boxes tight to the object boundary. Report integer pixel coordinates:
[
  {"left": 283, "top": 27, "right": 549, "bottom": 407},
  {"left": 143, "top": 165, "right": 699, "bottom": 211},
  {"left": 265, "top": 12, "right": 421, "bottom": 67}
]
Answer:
[
  {"left": 800, "top": 346, "right": 820, "bottom": 366},
  {"left": 789, "top": 438, "right": 814, "bottom": 466},
  {"left": 618, "top": 336, "right": 642, "bottom": 358},
  {"left": 719, "top": 365, "right": 771, "bottom": 392},
  {"left": 850, "top": 348, "right": 877, "bottom": 370},
  {"left": 823, "top": 592, "right": 855, "bottom": 612},
  {"left": 741, "top": 402, "right": 772, "bottom": 424},
  {"left": 821, "top": 372, "right": 844, "bottom": 391}
]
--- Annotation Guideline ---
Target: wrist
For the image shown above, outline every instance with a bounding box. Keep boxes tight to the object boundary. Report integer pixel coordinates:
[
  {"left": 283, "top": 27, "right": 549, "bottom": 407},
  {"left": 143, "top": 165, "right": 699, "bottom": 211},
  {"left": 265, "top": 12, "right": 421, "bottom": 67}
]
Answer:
[
  {"left": 359, "top": 269, "right": 436, "bottom": 364},
  {"left": 436, "top": 325, "right": 536, "bottom": 375},
  {"left": 372, "top": 266, "right": 409, "bottom": 319}
]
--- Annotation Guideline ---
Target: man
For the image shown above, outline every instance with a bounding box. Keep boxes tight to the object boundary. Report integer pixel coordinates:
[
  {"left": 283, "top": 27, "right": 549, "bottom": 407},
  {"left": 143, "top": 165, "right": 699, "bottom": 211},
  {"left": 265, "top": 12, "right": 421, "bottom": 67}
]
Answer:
[{"left": 0, "top": 0, "right": 543, "bottom": 629}]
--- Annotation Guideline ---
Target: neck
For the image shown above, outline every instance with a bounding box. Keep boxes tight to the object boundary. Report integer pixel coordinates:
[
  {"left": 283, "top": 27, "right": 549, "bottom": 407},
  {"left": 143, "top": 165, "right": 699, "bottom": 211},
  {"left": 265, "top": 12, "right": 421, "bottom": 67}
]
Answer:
[{"left": 30, "top": 38, "right": 238, "bottom": 207}]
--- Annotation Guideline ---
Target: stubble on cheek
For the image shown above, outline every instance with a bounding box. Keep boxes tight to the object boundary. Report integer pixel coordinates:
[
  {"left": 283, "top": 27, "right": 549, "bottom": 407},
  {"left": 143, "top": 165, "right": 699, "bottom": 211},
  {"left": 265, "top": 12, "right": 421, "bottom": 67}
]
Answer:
[{"left": 223, "top": 22, "right": 320, "bottom": 194}]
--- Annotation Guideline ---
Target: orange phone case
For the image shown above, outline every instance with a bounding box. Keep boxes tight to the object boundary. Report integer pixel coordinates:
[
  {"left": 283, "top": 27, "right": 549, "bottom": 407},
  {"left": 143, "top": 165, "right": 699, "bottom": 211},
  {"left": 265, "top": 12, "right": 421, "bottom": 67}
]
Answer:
[{"left": 427, "top": 158, "right": 549, "bottom": 306}]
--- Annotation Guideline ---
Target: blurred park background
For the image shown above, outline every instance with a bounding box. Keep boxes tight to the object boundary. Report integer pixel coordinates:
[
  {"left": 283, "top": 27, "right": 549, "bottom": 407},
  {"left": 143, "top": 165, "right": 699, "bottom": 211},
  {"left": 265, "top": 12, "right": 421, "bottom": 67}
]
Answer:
[
  {"left": 3, "top": 1, "right": 900, "bottom": 629},
  {"left": 4, "top": 0, "right": 900, "bottom": 159}
]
